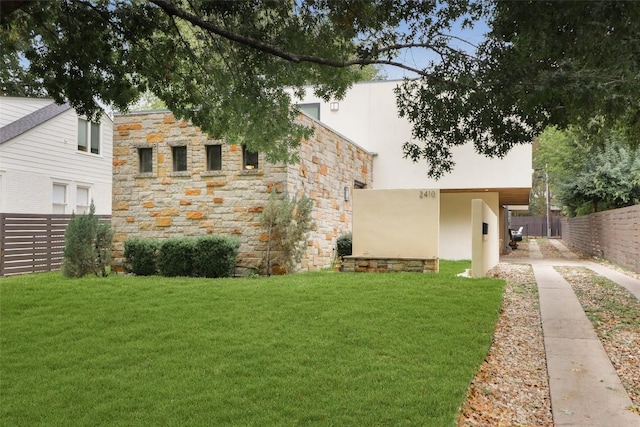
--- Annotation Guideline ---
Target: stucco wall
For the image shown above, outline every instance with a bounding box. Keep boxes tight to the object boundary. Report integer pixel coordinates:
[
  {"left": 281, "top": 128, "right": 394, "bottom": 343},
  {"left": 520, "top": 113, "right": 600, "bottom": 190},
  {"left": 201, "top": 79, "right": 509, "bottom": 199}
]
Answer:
[
  {"left": 351, "top": 189, "right": 439, "bottom": 259},
  {"left": 111, "top": 112, "right": 373, "bottom": 274},
  {"left": 562, "top": 204, "right": 640, "bottom": 273},
  {"left": 440, "top": 192, "right": 500, "bottom": 260},
  {"left": 294, "top": 80, "right": 532, "bottom": 191},
  {"left": 471, "top": 199, "right": 500, "bottom": 277}
]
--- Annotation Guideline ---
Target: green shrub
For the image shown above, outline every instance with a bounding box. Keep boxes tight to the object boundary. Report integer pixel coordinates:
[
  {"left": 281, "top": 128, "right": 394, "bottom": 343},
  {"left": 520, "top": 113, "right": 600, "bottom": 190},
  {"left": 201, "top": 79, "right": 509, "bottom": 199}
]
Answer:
[
  {"left": 193, "top": 236, "right": 241, "bottom": 278},
  {"left": 62, "top": 203, "right": 113, "bottom": 278},
  {"left": 123, "top": 238, "right": 159, "bottom": 276},
  {"left": 336, "top": 233, "right": 352, "bottom": 258},
  {"left": 95, "top": 222, "right": 114, "bottom": 277},
  {"left": 260, "top": 189, "right": 314, "bottom": 275},
  {"left": 157, "top": 238, "right": 195, "bottom": 277}
]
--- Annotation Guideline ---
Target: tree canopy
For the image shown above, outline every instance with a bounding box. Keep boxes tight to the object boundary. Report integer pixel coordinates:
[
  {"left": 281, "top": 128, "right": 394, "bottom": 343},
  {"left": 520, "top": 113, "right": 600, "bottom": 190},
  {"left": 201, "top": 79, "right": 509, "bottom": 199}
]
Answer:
[
  {"left": 535, "top": 126, "right": 640, "bottom": 217},
  {"left": 2, "top": 0, "right": 639, "bottom": 177}
]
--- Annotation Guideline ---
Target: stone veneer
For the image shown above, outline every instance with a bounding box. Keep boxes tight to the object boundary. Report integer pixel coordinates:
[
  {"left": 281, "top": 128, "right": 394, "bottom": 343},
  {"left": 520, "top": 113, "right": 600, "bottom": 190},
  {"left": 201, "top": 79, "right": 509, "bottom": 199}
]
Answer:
[
  {"left": 341, "top": 257, "right": 439, "bottom": 273},
  {"left": 111, "top": 111, "right": 373, "bottom": 274}
]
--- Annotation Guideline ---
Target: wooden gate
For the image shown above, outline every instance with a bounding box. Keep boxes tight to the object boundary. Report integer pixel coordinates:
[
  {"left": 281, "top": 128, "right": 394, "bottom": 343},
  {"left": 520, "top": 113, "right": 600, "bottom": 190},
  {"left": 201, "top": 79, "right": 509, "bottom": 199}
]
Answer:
[{"left": 511, "top": 216, "right": 562, "bottom": 237}]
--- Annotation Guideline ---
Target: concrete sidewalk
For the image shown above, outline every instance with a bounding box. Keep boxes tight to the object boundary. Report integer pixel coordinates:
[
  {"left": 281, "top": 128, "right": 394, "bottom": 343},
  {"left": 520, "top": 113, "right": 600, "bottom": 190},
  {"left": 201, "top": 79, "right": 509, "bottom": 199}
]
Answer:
[{"left": 504, "top": 239, "right": 640, "bottom": 426}]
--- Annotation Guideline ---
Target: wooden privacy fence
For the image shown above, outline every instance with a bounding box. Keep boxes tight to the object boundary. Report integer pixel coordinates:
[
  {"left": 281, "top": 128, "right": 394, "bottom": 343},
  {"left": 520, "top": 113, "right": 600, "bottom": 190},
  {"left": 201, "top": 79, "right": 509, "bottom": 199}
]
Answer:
[
  {"left": 511, "top": 216, "right": 562, "bottom": 237},
  {"left": 562, "top": 204, "right": 640, "bottom": 273},
  {"left": 0, "top": 213, "right": 111, "bottom": 277}
]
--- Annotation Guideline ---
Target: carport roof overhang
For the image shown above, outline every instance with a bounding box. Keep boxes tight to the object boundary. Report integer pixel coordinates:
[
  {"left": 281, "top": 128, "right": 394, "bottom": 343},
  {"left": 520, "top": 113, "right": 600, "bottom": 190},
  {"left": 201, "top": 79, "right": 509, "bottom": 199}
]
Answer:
[{"left": 440, "top": 187, "right": 531, "bottom": 206}]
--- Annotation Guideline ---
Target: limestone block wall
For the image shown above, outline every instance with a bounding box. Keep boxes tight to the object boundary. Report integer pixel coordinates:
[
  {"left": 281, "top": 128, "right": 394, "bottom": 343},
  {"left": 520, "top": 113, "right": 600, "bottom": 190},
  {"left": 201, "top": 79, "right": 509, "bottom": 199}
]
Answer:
[
  {"left": 288, "top": 114, "right": 374, "bottom": 269},
  {"left": 112, "top": 111, "right": 373, "bottom": 274}
]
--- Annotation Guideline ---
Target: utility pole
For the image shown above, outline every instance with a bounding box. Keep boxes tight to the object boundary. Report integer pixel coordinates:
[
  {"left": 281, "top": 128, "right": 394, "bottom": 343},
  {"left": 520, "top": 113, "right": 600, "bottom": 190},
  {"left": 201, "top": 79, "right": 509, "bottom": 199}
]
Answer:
[{"left": 546, "top": 164, "right": 551, "bottom": 237}]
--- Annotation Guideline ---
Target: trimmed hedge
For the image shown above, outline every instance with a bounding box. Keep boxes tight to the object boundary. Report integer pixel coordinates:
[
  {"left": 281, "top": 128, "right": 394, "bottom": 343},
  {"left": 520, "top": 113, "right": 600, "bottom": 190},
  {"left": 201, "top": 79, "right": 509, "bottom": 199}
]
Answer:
[
  {"left": 157, "top": 238, "right": 195, "bottom": 277},
  {"left": 336, "top": 233, "right": 352, "bottom": 258},
  {"left": 124, "top": 236, "right": 240, "bottom": 278},
  {"left": 123, "top": 238, "right": 159, "bottom": 276},
  {"left": 193, "top": 236, "right": 241, "bottom": 278}
]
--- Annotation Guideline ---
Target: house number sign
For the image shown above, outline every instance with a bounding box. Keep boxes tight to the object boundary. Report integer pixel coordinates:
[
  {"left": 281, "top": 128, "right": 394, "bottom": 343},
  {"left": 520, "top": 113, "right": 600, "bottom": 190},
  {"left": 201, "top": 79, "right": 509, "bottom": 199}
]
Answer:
[{"left": 419, "top": 190, "right": 437, "bottom": 199}]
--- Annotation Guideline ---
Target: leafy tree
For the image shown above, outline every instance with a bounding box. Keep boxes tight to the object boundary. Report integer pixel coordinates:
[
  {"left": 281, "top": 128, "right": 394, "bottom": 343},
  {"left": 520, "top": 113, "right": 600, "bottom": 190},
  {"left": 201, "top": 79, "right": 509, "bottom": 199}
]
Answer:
[
  {"left": 62, "top": 203, "right": 113, "bottom": 277},
  {"left": 130, "top": 91, "right": 167, "bottom": 111},
  {"left": 3, "top": 1, "right": 639, "bottom": 177},
  {"left": 260, "top": 189, "right": 314, "bottom": 275},
  {"left": 536, "top": 127, "right": 640, "bottom": 217}
]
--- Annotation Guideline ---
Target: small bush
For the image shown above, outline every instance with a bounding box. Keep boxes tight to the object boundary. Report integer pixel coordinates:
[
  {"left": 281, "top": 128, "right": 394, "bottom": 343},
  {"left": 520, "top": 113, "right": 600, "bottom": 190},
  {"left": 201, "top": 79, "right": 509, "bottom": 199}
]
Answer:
[
  {"left": 157, "top": 238, "right": 195, "bottom": 277},
  {"left": 336, "top": 233, "right": 352, "bottom": 258},
  {"left": 193, "top": 236, "right": 241, "bottom": 278},
  {"left": 95, "top": 222, "right": 114, "bottom": 277},
  {"left": 62, "top": 203, "right": 113, "bottom": 278},
  {"left": 260, "top": 189, "right": 314, "bottom": 275},
  {"left": 123, "top": 238, "right": 159, "bottom": 276}
]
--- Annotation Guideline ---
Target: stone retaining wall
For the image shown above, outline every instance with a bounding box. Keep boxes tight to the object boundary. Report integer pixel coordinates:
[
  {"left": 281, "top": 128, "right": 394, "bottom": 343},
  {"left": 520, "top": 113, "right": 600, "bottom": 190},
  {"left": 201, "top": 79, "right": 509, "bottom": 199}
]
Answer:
[
  {"left": 342, "top": 257, "right": 439, "bottom": 273},
  {"left": 111, "top": 111, "right": 373, "bottom": 274}
]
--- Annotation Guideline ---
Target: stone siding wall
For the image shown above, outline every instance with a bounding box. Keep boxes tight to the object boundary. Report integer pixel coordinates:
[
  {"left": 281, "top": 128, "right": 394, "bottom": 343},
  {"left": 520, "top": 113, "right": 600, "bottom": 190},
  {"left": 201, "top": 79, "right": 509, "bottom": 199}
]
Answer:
[
  {"left": 288, "top": 114, "right": 373, "bottom": 269},
  {"left": 342, "top": 257, "right": 439, "bottom": 273},
  {"left": 111, "top": 111, "right": 373, "bottom": 274},
  {"left": 562, "top": 204, "right": 640, "bottom": 273}
]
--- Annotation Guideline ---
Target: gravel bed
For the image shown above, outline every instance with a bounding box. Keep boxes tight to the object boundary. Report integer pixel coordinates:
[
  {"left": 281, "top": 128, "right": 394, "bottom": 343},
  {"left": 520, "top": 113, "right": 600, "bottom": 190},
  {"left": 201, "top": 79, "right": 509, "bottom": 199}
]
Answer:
[
  {"left": 556, "top": 266, "right": 640, "bottom": 411},
  {"left": 458, "top": 239, "right": 640, "bottom": 425},
  {"left": 457, "top": 263, "right": 553, "bottom": 426}
]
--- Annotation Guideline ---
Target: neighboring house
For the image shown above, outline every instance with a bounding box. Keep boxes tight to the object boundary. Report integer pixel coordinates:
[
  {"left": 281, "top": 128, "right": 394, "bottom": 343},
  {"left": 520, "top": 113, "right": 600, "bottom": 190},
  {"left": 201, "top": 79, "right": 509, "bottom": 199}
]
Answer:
[
  {"left": 295, "top": 80, "right": 533, "bottom": 263},
  {"left": 0, "top": 97, "right": 113, "bottom": 215},
  {"left": 111, "top": 111, "right": 373, "bottom": 274}
]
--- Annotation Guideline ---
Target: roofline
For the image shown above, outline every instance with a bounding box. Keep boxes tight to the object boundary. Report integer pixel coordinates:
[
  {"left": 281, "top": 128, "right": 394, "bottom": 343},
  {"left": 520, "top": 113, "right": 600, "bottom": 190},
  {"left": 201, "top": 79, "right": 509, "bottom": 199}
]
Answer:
[{"left": 0, "top": 102, "right": 72, "bottom": 144}]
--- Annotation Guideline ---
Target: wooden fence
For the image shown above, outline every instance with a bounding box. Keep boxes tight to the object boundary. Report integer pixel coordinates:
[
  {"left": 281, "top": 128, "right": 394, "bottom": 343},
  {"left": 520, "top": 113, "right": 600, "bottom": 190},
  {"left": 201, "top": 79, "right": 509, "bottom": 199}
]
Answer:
[
  {"left": 0, "top": 213, "right": 111, "bottom": 277},
  {"left": 562, "top": 204, "right": 640, "bottom": 273},
  {"left": 510, "top": 215, "right": 562, "bottom": 237}
]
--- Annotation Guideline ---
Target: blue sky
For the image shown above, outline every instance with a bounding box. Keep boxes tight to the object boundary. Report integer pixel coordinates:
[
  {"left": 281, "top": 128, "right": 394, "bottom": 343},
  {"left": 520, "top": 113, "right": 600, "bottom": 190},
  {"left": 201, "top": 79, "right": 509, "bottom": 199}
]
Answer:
[{"left": 383, "top": 17, "right": 490, "bottom": 80}]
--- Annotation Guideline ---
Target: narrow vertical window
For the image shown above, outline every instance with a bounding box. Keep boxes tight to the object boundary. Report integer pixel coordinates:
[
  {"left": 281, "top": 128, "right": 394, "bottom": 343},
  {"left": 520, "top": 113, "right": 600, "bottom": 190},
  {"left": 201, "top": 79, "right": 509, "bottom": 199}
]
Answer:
[
  {"left": 172, "top": 146, "right": 187, "bottom": 171},
  {"left": 90, "top": 122, "right": 100, "bottom": 154},
  {"left": 242, "top": 145, "right": 258, "bottom": 170},
  {"left": 52, "top": 184, "right": 67, "bottom": 214},
  {"left": 206, "top": 145, "right": 222, "bottom": 171},
  {"left": 76, "top": 187, "right": 90, "bottom": 214},
  {"left": 77, "top": 118, "right": 88, "bottom": 152},
  {"left": 138, "top": 147, "right": 153, "bottom": 173},
  {"left": 78, "top": 118, "right": 100, "bottom": 154}
]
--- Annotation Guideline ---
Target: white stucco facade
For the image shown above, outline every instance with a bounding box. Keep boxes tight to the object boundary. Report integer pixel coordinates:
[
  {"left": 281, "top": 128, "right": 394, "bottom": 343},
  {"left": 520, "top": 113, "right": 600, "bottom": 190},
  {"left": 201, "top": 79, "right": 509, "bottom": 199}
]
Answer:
[
  {"left": 295, "top": 80, "right": 532, "bottom": 191},
  {"left": 0, "top": 98, "right": 113, "bottom": 215}
]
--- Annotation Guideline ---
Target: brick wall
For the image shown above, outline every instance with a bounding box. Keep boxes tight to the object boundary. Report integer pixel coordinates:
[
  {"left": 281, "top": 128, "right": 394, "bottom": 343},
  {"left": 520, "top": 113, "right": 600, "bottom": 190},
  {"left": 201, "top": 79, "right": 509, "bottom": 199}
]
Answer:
[
  {"left": 562, "top": 204, "right": 640, "bottom": 273},
  {"left": 112, "top": 111, "right": 373, "bottom": 274}
]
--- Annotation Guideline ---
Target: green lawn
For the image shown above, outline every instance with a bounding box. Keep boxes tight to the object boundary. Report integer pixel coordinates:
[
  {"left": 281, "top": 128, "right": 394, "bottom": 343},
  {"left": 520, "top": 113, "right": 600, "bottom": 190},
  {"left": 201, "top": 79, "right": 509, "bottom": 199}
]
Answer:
[{"left": 1, "top": 261, "right": 504, "bottom": 426}]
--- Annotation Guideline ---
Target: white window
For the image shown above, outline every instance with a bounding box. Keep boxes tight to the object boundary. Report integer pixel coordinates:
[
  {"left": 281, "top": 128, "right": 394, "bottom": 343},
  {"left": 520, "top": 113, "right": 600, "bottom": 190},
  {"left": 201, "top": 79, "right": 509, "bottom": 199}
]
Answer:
[
  {"left": 78, "top": 118, "right": 100, "bottom": 154},
  {"left": 52, "top": 184, "right": 67, "bottom": 214},
  {"left": 76, "top": 186, "right": 90, "bottom": 214}
]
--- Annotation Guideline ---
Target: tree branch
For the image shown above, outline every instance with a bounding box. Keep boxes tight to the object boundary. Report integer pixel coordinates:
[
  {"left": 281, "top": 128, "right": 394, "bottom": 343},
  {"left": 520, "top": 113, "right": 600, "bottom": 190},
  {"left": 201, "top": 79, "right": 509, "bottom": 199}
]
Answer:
[
  {"left": 0, "top": 0, "right": 34, "bottom": 24},
  {"left": 149, "top": 0, "right": 433, "bottom": 77}
]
